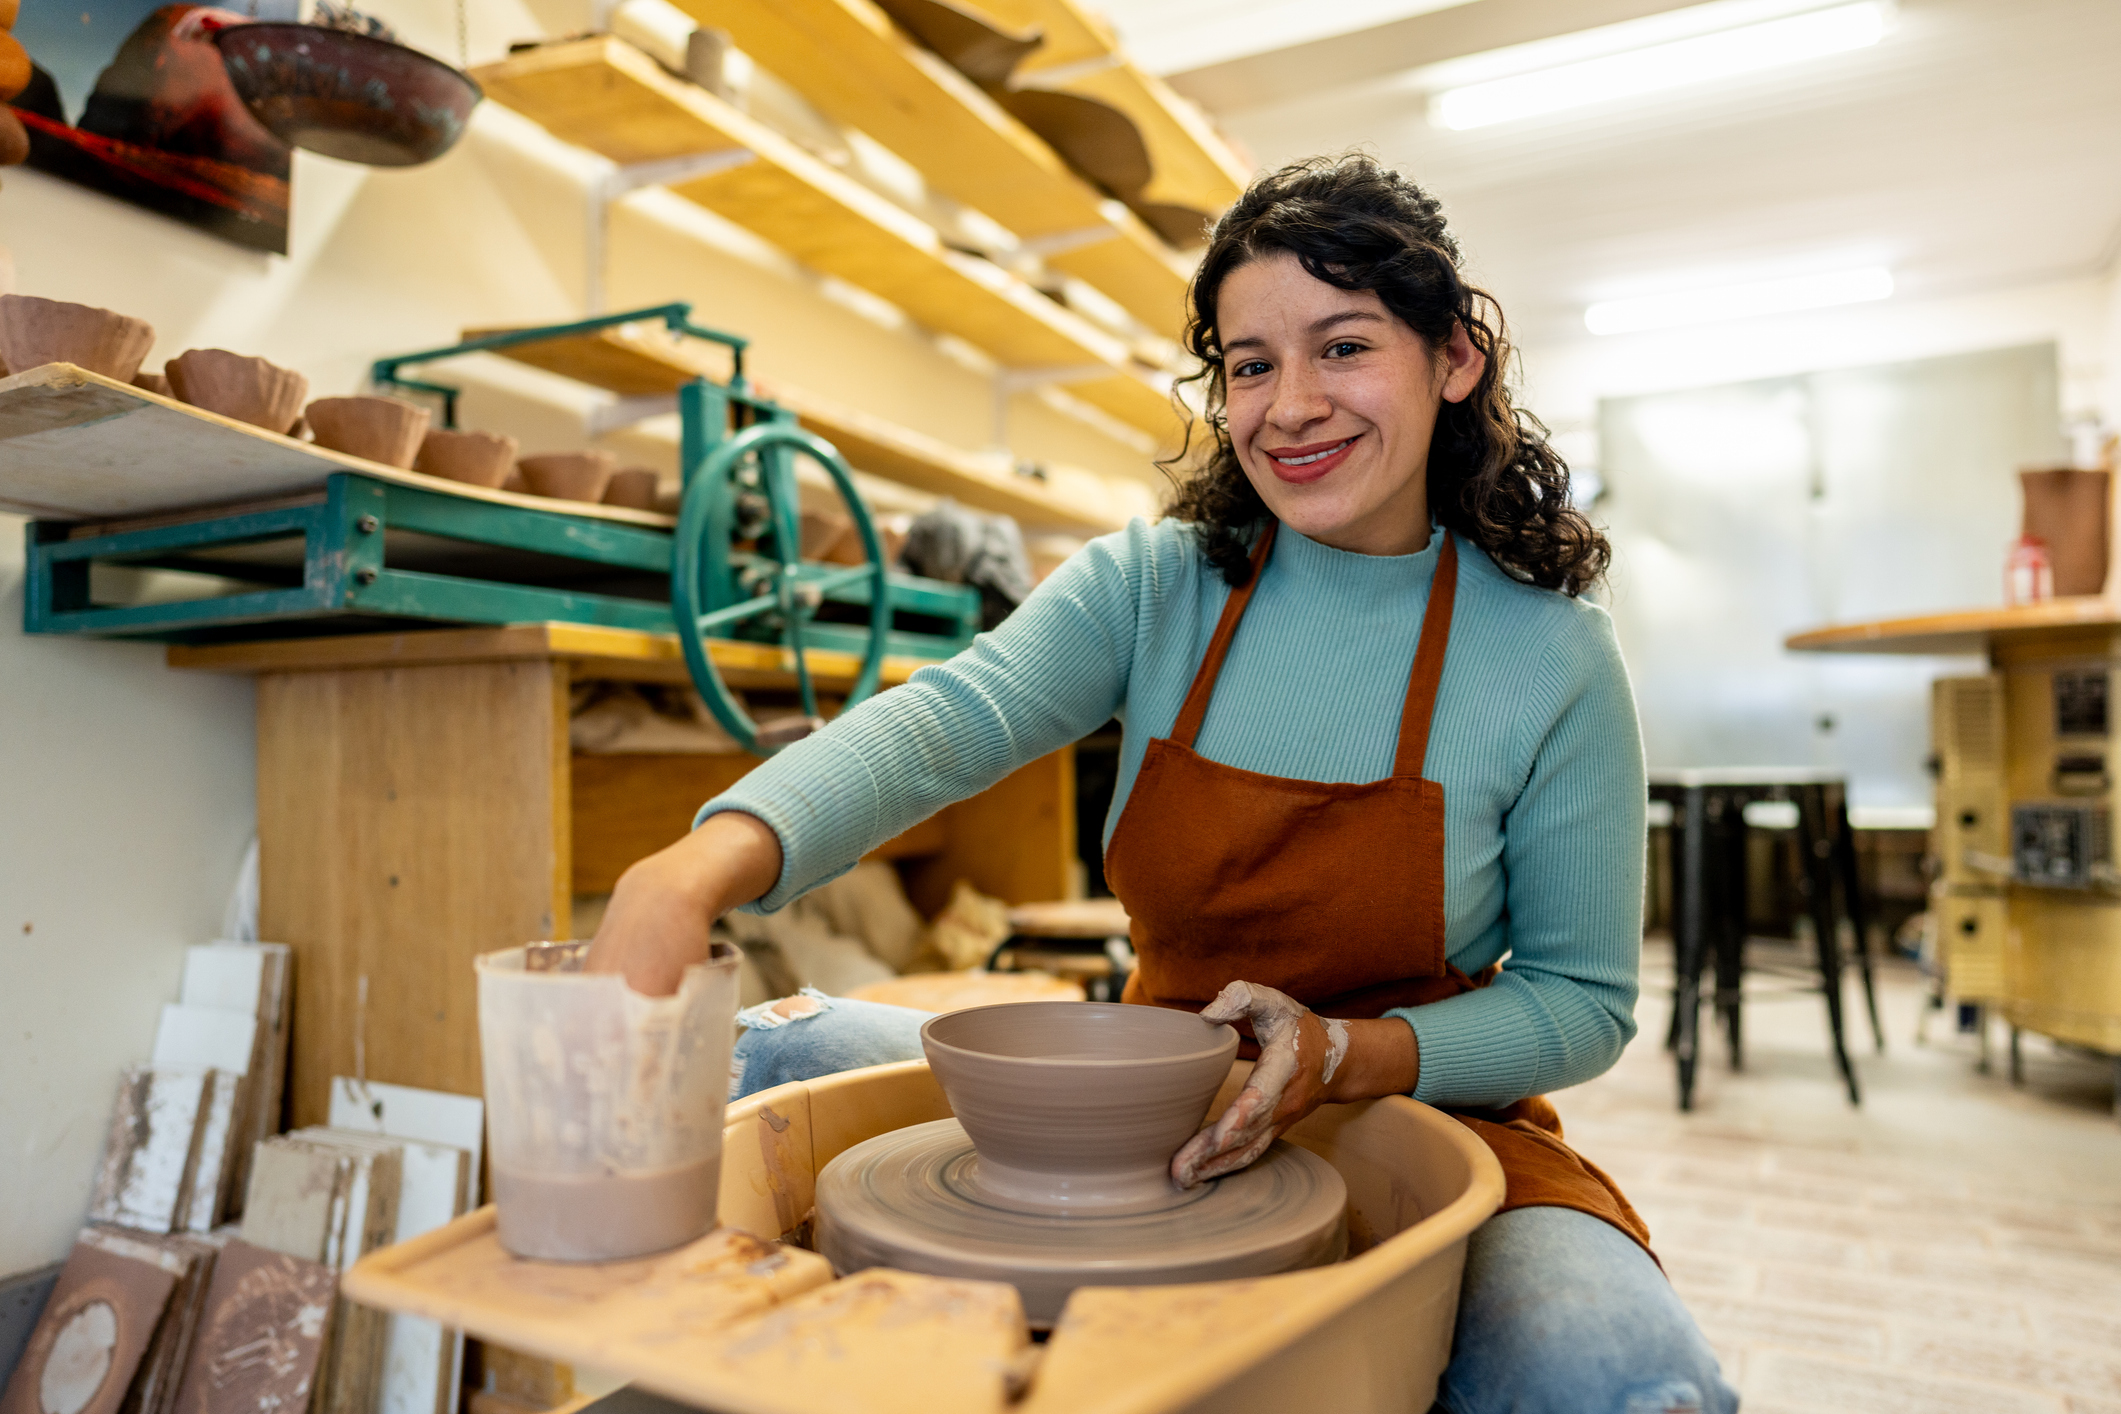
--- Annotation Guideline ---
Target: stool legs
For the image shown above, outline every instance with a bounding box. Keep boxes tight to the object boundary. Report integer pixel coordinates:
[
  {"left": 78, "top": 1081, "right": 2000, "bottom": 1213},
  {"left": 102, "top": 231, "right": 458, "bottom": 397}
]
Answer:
[
  {"left": 1830, "top": 789, "right": 1886, "bottom": 1053},
  {"left": 1673, "top": 786, "right": 1709, "bottom": 1111},
  {"left": 1714, "top": 801, "right": 1748, "bottom": 1070},
  {"left": 1798, "top": 786, "right": 1862, "bottom": 1105}
]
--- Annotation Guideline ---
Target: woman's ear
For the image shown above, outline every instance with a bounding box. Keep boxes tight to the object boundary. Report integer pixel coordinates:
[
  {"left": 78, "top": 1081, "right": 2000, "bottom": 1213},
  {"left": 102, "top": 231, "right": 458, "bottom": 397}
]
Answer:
[{"left": 1439, "top": 322, "right": 1486, "bottom": 404}]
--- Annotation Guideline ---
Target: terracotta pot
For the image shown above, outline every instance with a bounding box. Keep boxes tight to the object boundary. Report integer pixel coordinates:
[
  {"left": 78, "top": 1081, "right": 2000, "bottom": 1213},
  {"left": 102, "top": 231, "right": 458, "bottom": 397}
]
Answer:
[
  {"left": 603, "top": 467, "right": 660, "bottom": 509},
  {"left": 416, "top": 428, "right": 519, "bottom": 488},
  {"left": 2021, "top": 468, "right": 2111, "bottom": 597},
  {"left": 518, "top": 451, "right": 617, "bottom": 503},
  {"left": 304, "top": 395, "right": 431, "bottom": 468},
  {"left": 0, "top": 294, "right": 154, "bottom": 380},
  {"left": 133, "top": 370, "right": 173, "bottom": 398},
  {"left": 501, "top": 470, "right": 526, "bottom": 493},
  {"left": 920, "top": 1001, "right": 1238, "bottom": 1214},
  {"left": 166, "top": 348, "right": 308, "bottom": 434}
]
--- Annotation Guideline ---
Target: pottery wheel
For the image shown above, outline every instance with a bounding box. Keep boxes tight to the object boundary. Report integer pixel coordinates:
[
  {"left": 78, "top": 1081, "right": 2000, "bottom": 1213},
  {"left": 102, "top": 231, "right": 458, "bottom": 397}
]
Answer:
[{"left": 815, "top": 1119, "right": 1349, "bottom": 1324}]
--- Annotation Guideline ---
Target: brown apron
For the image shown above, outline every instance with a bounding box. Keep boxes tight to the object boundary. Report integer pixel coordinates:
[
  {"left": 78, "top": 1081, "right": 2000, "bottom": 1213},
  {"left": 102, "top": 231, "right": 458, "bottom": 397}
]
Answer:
[{"left": 1105, "top": 521, "right": 1651, "bottom": 1253}]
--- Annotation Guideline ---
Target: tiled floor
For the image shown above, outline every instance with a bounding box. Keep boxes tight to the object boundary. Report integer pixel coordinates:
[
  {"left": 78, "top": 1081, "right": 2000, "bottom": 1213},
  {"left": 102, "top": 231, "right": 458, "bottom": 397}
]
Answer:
[{"left": 1555, "top": 938, "right": 2121, "bottom": 1414}]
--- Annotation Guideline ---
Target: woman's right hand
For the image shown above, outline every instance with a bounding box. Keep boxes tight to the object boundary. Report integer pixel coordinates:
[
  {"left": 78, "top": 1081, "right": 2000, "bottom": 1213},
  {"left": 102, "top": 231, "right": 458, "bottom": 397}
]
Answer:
[{"left": 585, "top": 811, "right": 783, "bottom": 995}]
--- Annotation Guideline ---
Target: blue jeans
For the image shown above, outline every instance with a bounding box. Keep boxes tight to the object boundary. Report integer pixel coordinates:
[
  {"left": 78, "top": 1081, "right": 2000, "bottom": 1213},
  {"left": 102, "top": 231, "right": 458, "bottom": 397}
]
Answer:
[{"left": 731, "top": 999, "right": 1737, "bottom": 1414}]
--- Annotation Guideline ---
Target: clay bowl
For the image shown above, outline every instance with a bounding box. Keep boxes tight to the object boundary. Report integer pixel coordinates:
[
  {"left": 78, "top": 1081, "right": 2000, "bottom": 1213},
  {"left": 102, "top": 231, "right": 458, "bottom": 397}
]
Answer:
[
  {"left": 0, "top": 294, "right": 154, "bottom": 380},
  {"left": 212, "top": 24, "right": 482, "bottom": 167},
  {"left": 166, "top": 348, "right": 308, "bottom": 434},
  {"left": 921, "top": 1001, "right": 1238, "bottom": 1215},
  {"left": 416, "top": 428, "right": 519, "bottom": 488},
  {"left": 305, "top": 395, "right": 430, "bottom": 468},
  {"left": 603, "top": 467, "right": 660, "bottom": 510},
  {"left": 519, "top": 451, "right": 617, "bottom": 503}
]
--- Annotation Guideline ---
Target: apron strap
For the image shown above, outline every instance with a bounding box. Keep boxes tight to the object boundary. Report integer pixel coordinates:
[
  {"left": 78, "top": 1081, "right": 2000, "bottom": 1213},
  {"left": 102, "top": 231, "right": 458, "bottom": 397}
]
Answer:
[
  {"left": 1169, "top": 521, "right": 1279, "bottom": 749},
  {"left": 1394, "top": 531, "right": 1460, "bottom": 778}
]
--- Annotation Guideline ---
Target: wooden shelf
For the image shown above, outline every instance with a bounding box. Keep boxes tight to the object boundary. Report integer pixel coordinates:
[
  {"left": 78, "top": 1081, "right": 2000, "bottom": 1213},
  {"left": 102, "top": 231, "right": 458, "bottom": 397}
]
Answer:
[
  {"left": 459, "top": 319, "right": 1129, "bottom": 532},
  {"left": 1784, "top": 599, "right": 2121, "bottom": 655},
  {"left": 989, "top": 0, "right": 1250, "bottom": 241},
  {"left": 0, "top": 364, "right": 672, "bottom": 526},
  {"left": 471, "top": 38, "right": 1179, "bottom": 442},
  {"left": 167, "top": 621, "right": 937, "bottom": 692},
  {"left": 667, "top": 0, "right": 1195, "bottom": 339}
]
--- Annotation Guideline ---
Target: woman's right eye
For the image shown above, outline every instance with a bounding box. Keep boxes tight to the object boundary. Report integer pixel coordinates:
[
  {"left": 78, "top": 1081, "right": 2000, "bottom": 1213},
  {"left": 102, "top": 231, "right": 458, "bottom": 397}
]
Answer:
[{"left": 1232, "top": 359, "right": 1270, "bottom": 378}]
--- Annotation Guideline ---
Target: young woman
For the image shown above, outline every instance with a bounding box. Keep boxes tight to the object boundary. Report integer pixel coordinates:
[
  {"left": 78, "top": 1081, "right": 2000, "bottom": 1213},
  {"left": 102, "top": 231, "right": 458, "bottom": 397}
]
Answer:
[{"left": 589, "top": 154, "right": 1735, "bottom": 1414}]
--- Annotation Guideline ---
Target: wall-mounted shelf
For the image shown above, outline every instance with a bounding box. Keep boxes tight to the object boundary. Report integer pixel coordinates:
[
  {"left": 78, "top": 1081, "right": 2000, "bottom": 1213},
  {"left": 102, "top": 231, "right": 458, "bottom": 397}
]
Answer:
[
  {"left": 471, "top": 38, "right": 1179, "bottom": 444},
  {"left": 459, "top": 318, "right": 1129, "bottom": 533},
  {"left": 668, "top": 0, "right": 1196, "bottom": 339},
  {"left": 1784, "top": 599, "right": 2121, "bottom": 656},
  {"left": 0, "top": 363, "right": 670, "bottom": 526}
]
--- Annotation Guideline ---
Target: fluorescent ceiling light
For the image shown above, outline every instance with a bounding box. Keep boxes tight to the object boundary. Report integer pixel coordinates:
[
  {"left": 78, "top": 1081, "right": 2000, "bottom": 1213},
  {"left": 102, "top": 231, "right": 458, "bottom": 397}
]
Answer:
[
  {"left": 1430, "top": 1, "right": 1890, "bottom": 130},
  {"left": 1584, "top": 266, "right": 1894, "bottom": 335}
]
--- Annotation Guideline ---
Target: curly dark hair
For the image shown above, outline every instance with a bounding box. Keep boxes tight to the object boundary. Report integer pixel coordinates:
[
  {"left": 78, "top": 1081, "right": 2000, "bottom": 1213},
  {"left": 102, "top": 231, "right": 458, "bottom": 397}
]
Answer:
[{"left": 1162, "top": 154, "right": 1609, "bottom": 596}]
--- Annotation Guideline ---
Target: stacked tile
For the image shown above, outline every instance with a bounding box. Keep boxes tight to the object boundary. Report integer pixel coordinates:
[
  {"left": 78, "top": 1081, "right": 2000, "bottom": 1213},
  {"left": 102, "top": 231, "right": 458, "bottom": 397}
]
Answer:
[
  {"left": 240, "top": 1132, "right": 403, "bottom": 1414},
  {"left": 169, "top": 942, "right": 292, "bottom": 1219},
  {"left": 0, "top": 1234, "right": 180, "bottom": 1414},
  {"left": 76, "top": 1227, "right": 221, "bottom": 1414},
  {"left": 166, "top": 1240, "right": 337, "bottom": 1414}
]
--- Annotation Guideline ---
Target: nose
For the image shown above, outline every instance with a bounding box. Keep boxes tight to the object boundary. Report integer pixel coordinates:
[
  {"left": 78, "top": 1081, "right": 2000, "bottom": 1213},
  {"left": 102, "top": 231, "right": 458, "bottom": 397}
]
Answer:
[{"left": 1266, "top": 361, "right": 1331, "bottom": 434}]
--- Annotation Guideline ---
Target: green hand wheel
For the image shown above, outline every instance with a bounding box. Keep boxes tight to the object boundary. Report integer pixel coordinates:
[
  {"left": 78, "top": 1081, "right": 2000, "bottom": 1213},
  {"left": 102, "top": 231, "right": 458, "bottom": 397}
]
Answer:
[{"left": 672, "top": 421, "right": 891, "bottom": 755}]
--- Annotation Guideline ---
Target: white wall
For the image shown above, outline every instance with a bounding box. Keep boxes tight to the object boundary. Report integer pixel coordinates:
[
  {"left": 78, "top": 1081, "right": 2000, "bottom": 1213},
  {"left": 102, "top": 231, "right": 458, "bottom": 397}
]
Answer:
[
  {"left": 0, "top": 0, "right": 1170, "bottom": 1271},
  {"left": 0, "top": 531, "right": 255, "bottom": 1272}
]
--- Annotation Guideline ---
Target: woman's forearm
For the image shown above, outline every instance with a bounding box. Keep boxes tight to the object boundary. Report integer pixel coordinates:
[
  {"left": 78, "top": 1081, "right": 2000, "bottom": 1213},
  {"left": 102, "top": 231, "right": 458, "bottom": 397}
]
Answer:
[
  {"left": 585, "top": 811, "right": 783, "bottom": 994},
  {"left": 1323, "top": 1017, "right": 1420, "bottom": 1102}
]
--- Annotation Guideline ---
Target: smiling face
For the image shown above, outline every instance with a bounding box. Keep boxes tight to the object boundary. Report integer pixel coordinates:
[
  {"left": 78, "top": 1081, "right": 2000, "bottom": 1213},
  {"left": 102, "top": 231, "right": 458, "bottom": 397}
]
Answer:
[{"left": 1218, "top": 252, "right": 1485, "bottom": 556}]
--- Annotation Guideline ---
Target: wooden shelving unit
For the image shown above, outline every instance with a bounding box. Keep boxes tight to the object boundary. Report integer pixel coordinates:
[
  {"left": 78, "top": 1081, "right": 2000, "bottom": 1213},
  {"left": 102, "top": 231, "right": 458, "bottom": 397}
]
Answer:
[
  {"left": 666, "top": 0, "right": 1198, "bottom": 339},
  {"left": 461, "top": 318, "right": 1130, "bottom": 533},
  {"left": 471, "top": 38, "right": 1180, "bottom": 444},
  {"left": 172, "top": 626, "right": 1080, "bottom": 1128}
]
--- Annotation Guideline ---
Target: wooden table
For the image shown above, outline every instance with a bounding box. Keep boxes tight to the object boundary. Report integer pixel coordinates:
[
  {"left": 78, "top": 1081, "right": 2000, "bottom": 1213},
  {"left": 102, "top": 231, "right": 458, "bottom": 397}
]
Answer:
[
  {"left": 1788, "top": 600, "right": 2121, "bottom": 1105},
  {"left": 173, "top": 624, "right": 1078, "bottom": 1132}
]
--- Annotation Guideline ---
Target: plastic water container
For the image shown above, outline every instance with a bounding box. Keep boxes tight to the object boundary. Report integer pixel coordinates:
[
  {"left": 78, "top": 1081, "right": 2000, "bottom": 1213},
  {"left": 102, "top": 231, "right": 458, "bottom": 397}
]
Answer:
[{"left": 476, "top": 942, "right": 740, "bottom": 1261}]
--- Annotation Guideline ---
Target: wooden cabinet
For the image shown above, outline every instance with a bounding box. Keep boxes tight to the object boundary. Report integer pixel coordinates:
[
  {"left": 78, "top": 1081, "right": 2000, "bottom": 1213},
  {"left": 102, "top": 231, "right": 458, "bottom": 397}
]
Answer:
[{"left": 174, "top": 624, "right": 1076, "bottom": 1129}]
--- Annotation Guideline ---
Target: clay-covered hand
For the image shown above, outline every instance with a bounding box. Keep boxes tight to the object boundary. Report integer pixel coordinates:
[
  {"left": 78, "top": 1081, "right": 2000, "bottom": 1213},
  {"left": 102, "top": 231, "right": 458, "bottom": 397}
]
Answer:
[
  {"left": 1169, "top": 981, "right": 1350, "bottom": 1189},
  {"left": 585, "top": 811, "right": 782, "bottom": 996}
]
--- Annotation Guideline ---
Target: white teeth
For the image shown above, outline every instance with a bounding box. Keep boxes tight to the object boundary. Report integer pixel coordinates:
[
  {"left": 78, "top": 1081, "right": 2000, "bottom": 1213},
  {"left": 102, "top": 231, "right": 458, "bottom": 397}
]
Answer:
[{"left": 1273, "top": 439, "right": 1352, "bottom": 467}]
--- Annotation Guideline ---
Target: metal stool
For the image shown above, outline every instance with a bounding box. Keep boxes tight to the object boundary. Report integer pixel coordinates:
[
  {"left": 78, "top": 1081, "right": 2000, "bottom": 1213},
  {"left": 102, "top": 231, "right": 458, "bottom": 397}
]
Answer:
[{"left": 1649, "top": 769, "right": 1885, "bottom": 1110}]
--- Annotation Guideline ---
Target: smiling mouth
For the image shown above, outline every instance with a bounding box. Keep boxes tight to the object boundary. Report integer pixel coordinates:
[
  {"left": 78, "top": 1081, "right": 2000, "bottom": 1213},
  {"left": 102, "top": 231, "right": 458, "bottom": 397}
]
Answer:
[{"left": 1271, "top": 438, "right": 1355, "bottom": 467}]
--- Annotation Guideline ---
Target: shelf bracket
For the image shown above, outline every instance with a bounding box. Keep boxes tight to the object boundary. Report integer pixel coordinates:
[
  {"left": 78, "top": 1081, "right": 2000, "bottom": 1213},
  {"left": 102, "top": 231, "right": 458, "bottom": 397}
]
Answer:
[{"left": 585, "top": 148, "right": 757, "bottom": 314}]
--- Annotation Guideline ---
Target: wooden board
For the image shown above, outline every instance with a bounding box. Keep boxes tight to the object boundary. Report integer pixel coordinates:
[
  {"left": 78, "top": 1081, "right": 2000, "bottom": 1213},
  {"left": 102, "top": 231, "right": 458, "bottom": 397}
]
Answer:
[
  {"left": 1784, "top": 597, "right": 2121, "bottom": 655},
  {"left": 256, "top": 658, "right": 572, "bottom": 1129},
  {"left": 169, "top": 623, "right": 937, "bottom": 694},
  {"left": 663, "top": 0, "right": 1194, "bottom": 337},
  {"left": 0, "top": 365, "right": 674, "bottom": 526},
  {"left": 470, "top": 40, "right": 1179, "bottom": 441},
  {"left": 980, "top": 0, "right": 1250, "bottom": 232},
  {"left": 443, "top": 321, "right": 1125, "bottom": 532}
]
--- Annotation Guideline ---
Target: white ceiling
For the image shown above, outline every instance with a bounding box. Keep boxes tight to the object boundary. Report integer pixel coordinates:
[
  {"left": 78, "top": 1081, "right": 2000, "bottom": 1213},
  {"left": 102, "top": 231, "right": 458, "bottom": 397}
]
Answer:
[{"left": 1107, "top": 0, "right": 2121, "bottom": 346}]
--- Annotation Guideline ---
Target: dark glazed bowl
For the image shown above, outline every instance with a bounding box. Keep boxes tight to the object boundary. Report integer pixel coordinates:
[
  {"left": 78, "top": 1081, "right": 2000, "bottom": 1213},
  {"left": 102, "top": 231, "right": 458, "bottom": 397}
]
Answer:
[
  {"left": 214, "top": 24, "right": 482, "bottom": 167},
  {"left": 921, "top": 1001, "right": 1238, "bottom": 1214}
]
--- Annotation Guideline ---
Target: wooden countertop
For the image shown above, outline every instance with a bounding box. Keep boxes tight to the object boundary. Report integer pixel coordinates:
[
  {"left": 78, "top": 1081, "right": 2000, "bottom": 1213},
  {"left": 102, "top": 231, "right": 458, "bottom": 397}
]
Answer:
[
  {"left": 167, "top": 622, "right": 933, "bottom": 691},
  {"left": 1784, "top": 598, "right": 2121, "bottom": 655}
]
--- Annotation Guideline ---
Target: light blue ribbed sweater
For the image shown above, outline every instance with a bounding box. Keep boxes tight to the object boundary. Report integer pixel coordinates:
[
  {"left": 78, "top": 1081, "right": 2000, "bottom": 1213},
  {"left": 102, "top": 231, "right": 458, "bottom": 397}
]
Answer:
[{"left": 701, "top": 518, "right": 1646, "bottom": 1109}]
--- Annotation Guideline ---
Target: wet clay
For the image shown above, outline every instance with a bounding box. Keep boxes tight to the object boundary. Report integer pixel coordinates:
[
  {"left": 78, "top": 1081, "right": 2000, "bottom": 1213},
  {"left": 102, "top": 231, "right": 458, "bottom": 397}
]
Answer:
[
  {"left": 305, "top": 396, "right": 431, "bottom": 468},
  {"left": 0, "top": 294, "right": 153, "bottom": 381},
  {"left": 166, "top": 349, "right": 308, "bottom": 434},
  {"left": 815, "top": 1119, "right": 1346, "bottom": 1325},
  {"left": 920, "top": 1002, "right": 1237, "bottom": 1213},
  {"left": 491, "top": 1157, "right": 721, "bottom": 1263}
]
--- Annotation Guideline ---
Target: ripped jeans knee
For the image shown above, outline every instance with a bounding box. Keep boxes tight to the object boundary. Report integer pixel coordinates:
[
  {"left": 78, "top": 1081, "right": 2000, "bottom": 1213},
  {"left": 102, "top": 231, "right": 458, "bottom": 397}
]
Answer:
[{"left": 728, "top": 991, "right": 930, "bottom": 1099}]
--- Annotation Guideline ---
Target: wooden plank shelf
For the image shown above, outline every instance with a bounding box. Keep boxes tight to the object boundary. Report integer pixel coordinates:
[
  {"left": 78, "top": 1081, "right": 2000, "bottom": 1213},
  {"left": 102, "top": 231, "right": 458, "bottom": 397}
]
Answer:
[
  {"left": 0, "top": 364, "right": 672, "bottom": 526},
  {"left": 459, "top": 319, "right": 1130, "bottom": 533},
  {"left": 667, "top": 0, "right": 1197, "bottom": 339},
  {"left": 471, "top": 38, "right": 1180, "bottom": 443},
  {"left": 1784, "top": 599, "right": 2121, "bottom": 655},
  {"left": 984, "top": 0, "right": 1250, "bottom": 243}
]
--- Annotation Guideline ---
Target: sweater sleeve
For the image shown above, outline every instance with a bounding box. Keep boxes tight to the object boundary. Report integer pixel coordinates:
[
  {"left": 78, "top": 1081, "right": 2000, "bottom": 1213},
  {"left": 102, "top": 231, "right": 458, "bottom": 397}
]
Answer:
[
  {"left": 1390, "top": 604, "right": 1646, "bottom": 1107},
  {"left": 697, "top": 520, "right": 1157, "bottom": 911}
]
